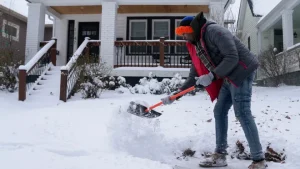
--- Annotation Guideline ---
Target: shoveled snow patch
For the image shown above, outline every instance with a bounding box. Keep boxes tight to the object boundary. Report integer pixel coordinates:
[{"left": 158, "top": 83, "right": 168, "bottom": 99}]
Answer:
[
  {"left": 0, "top": 97, "right": 172, "bottom": 169},
  {"left": 108, "top": 102, "right": 167, "bottom": 162}
]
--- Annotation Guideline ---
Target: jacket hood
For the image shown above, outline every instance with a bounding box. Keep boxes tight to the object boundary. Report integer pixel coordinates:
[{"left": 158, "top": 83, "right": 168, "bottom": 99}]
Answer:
[{"left": 190, "top": 12, "right": 217, "bottom": 40}]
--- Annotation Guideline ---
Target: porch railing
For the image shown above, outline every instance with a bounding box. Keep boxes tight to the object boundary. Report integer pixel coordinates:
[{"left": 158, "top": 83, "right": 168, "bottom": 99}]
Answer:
[
  {"left": 114, "top": 37, "right": 191, "bottom": 68},
  {"left": 276, "top": 43, "right": 300, "bottom": 72},
  {"left": 60, "top": 37, "right": 101, "bottom": 102},
  {"left": 18, "top": 38, "right": 57, "bottom": 101}
]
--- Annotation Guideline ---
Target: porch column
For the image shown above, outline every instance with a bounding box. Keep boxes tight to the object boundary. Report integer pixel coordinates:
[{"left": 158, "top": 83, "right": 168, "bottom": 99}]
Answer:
[
  {"left": 25, "top": 3, "right": 46, "bottom": 63},
  {"left": 209, "top": 2, "right": 224, "bottom": 26},
  {"left": 257, "top": 29, "right": 262, "bottom": 54},
  {"left": 256, "top": 29, "right": 263, "bottom": 80},
  {"left": 100, "top": 1, "right": 118, "bottom": 69},
  {"left": 282, "top": 9, "right": 294, "bottom": 50},
  {"left": 54, "top": 18, "right": 67, "bottom": 66}
]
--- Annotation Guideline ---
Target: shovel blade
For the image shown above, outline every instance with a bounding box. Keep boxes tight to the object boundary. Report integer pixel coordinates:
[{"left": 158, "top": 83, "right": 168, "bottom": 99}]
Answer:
[{"left": 127, "top": 101, "right": 162, "bottom": 118}]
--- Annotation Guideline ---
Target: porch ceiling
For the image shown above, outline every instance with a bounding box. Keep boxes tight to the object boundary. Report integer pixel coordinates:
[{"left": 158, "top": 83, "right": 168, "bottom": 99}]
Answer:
[
  {"left": 257, "top": 0, "right": 300, "bottom": 31},
  {"left": 31, "top": 0, "right": 211, "bottom": 6},
  {"left": 50, "top": 5, "right": 209, "bottom": 14}
]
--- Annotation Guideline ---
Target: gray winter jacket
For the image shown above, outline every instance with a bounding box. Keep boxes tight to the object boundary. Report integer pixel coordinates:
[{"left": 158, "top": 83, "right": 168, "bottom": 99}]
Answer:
[{"left": 181, "top": 17, "right": 259, "bottom": 90}]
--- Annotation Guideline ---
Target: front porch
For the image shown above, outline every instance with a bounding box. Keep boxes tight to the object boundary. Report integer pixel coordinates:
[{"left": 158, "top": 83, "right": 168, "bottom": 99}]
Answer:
[
  {"left": 258, "top": 4, "right": 300, "bottom": 53},
  {"left": 256, "top": 0, "right": 300, "bottom": 81}
]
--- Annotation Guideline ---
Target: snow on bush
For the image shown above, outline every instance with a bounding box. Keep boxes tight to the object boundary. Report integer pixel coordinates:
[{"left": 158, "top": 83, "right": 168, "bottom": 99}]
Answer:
[
  {"left": 77, "top": 60, "right": 131, "bottom": 98},
  {"left": 0, "top": 62, "right": 21, "bottom": 93},
  {"left": 129, "top": 72, "right": 186, "bottom": 95},
  {"left": 124, "top": 72, "right": 203, "bottom": 95},
  {"left": 0, "top": 21, "right": 23, "bottom": 93},
  {"left": 77, "top": 62, "right": 111, "bottom": 99}
]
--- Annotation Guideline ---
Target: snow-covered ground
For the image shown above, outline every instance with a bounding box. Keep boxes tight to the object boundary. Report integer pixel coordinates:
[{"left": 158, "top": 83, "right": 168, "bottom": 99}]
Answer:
[{"left": 0, "top": 85, "right": 300, "bottom": 169}]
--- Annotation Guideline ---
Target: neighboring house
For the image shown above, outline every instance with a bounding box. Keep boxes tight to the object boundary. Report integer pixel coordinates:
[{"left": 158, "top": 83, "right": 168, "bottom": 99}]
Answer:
[
  {"left": 237, "top": 0, "right": 300, "bottom": 85},
  {"left": 0, "top": 5, "right": 52, "bottom": 63},
  {"left": 256, "top": 0, "right": 300, "bottom": 54},
  {"left": 24, "top": 0, "right": 235, "bottom": 77},
  {"left": 237, "top": 0, "right": 282, "bottom": 55}
]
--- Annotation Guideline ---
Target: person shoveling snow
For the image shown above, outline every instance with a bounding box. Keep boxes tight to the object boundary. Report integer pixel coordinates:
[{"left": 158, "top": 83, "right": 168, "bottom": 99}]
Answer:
[{"left": 160, "top": 12, "right": 266, "bottom": 169}]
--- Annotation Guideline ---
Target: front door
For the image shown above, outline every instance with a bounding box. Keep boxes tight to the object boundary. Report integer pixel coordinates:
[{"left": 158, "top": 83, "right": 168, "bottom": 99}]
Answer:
[
  {"left": 78, "top": 22, "right": 100, "bottom": 61},
  {"left": 67, "top": 20, "right": 75, "bottom": 62}
]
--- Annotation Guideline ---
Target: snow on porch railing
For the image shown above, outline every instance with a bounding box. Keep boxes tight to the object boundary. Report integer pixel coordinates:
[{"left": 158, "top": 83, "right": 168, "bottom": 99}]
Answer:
[
  {"left": 18, "top": 38, "right": 57, "bottom": 101},
  {"left": 276, "top": 43, "right": 300, "bottom": 72},
  {"left": 114, "top": 37, "right": 190, "bottom": 68},
  {"left": 59, "top": 37, "right": 101, "bottom": 102}
]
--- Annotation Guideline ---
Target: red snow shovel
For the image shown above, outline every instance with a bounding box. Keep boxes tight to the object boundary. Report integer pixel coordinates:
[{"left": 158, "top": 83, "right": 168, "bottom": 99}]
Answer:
[{"left": 127, "top": 86, "right": 195, "bottom": 118}]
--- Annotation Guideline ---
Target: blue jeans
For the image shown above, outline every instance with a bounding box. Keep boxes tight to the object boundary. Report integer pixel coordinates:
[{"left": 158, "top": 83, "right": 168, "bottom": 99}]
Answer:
[{"left": 213, "top": 72, "right": 264, "bottom": 161}]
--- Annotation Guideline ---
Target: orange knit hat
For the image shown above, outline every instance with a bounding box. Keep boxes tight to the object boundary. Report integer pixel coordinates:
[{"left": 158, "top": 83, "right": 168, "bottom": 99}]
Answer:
[{"left": 175, "top": 16, "right": 194, "bottom": 36}]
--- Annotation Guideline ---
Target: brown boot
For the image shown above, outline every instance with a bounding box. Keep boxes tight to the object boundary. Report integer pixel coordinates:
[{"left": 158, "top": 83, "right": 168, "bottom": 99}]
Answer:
[
  {"left": 199, "top": 153, "right": 227, "bottom": 168},
  {"left": 248, "top": 160, "right": 267, "bottom": 169}
]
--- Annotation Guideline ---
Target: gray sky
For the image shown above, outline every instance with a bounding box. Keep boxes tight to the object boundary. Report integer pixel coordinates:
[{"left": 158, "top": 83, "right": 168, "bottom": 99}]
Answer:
[
  {"left": 1, "top": 0, "right": 241, "bottom": 24},
  {"left": 226, "top": 0, "right": 241, "bottom": 21}
]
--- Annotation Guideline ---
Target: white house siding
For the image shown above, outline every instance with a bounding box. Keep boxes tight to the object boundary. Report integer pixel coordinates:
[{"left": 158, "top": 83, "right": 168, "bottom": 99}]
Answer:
[
  {"left": 56, "top": 14, "right": 102, "bottom": 66},
  {"left": 114, "top": 13, "right": 206, "bottom": 68},
  {"left": 55, "top": 13, "right": 206, "bottom": 66},
  {"left": 53, "top": 10, "right": 230, "bottom": 67},
  {"left": 115, "top": 13, "right": 204, "bottom": 40},
  {"left": 55, "top": 18, "right": 68, "bottom": 66},
  {"left": 240, "top": 2, "right": 260, "bottom": 55},
  {"left": 25, "top": 3, "right": 46, "bottom": 63}
]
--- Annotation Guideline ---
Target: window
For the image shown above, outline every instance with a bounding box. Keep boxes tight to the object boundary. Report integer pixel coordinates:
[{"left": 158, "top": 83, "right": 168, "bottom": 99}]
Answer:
[
  {"left": 175, "top": 19, "right": 188, "bottom": 53},
  {"left": 2, "top": 19, "right": 19, "bottom": 42},
  {"left": 152, "top": 19, "right": 170, "bottom": 53},
  {"left": 5, "top": 25, "right": 17, "bottom": 37},
  {"left": 129, "top": 20, "right": 147, "bottom": 53}
]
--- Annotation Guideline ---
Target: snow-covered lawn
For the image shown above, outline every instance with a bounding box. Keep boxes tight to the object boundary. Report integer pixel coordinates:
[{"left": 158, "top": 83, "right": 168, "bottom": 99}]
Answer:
[{"left": 0, "top": 86, "right": 300, "bottom": 169}]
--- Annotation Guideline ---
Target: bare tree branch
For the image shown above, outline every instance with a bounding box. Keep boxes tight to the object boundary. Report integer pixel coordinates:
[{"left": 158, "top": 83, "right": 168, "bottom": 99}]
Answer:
[{"left": 258, "top": 46, "right": 288, "bottom": 86}]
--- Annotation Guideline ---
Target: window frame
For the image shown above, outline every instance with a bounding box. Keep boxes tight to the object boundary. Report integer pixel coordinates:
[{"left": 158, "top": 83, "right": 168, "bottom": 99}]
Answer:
[
  {"left": 2, "top": 19, "right": 20, "bottom": 42},
  {"left": 128, "top": 19, "right": 148, "bottom": 53},
  {"left": 151, "top": 19, "right": 170, "bottom": 54},
  {"left": 247, "top": 36, "right": 251, "bottom": 50}
]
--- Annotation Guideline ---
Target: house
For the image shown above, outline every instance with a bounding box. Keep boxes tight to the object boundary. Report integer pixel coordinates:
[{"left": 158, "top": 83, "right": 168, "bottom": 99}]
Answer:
[
  {"left": 0, "top": 5, "right": 53, "bottom": 63},
  {"left": 24, "top": 0, "right": 234, "bottom": 69},
  {"left": 237, "top": 0, "right": 282, "bottom": 55},
  {"left": 19, "top": 0, "right": 235, "bottom": 101},
  {"left": 237, "top": 0, "right": 300, "bottom": 85}
]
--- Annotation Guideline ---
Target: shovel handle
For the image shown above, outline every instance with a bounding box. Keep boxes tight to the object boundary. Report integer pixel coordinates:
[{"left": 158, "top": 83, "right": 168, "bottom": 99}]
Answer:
[
  {"left": 169, "top": 86, "right": 195, "bottom": 100},
  {"left": 145, "top": 86, "right": 195, "bottom": 112}
]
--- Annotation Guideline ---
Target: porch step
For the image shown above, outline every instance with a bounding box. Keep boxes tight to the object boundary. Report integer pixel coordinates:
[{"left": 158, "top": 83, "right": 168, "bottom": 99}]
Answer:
[{"left": 27, "top": 65, "right": 62, "bottom": 102}]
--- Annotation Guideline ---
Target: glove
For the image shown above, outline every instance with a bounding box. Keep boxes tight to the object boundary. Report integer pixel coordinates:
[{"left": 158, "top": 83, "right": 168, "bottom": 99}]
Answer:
[
  {"left": 161, "top": 90, "right": 182, "bottom": 105},
  {"left": 195, "top": 72, "right": 215, "bottom": 87}
]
